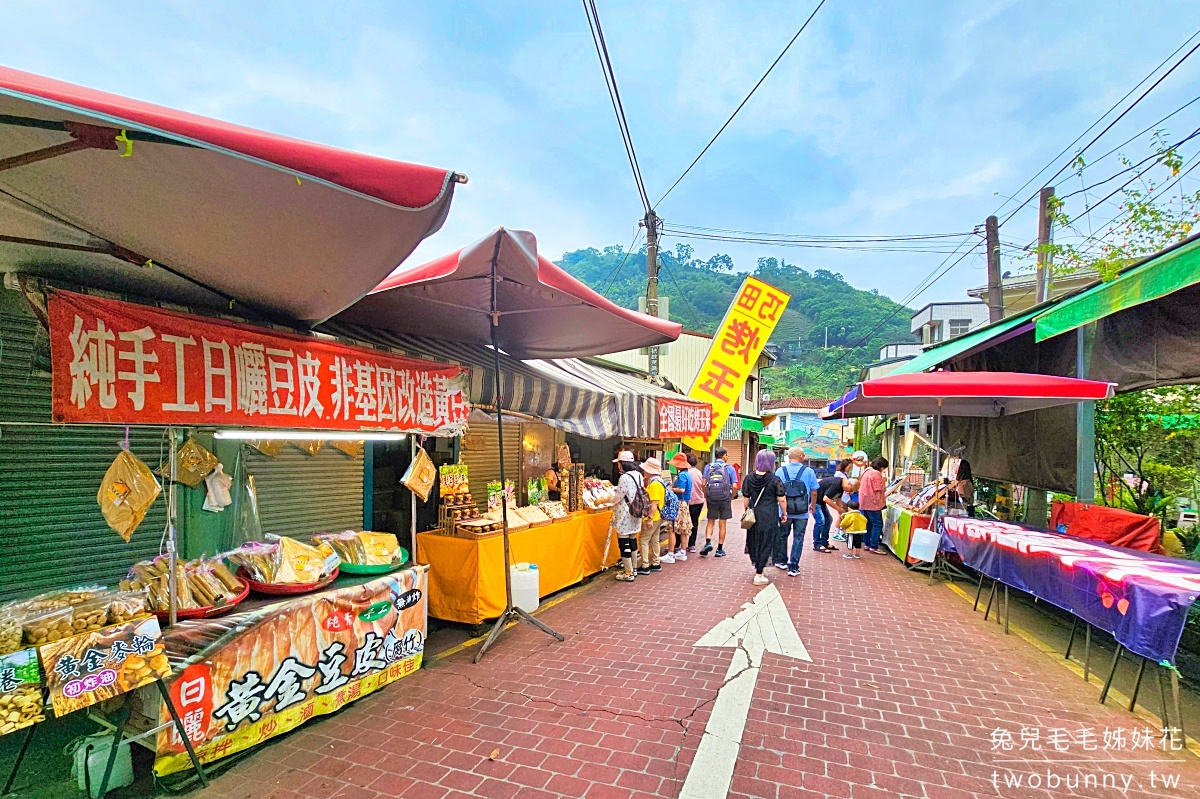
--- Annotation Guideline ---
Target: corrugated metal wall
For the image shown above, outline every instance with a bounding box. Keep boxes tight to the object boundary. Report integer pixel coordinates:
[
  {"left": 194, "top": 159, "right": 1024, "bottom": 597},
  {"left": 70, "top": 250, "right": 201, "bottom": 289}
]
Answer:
[
  {"left": 0, "top": 299, "right": 169, "bottom": 601},
  {"left": 245, "top": 444, "right": 364, "bottom": 538}
]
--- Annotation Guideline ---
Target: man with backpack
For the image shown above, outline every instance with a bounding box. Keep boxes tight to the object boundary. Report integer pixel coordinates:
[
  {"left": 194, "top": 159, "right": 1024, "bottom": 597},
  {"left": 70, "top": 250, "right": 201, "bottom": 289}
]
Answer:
[
  {"left": 776, "top": 446, "right": 821, "bottom": 577},
  {"left": 700, "top": 447, "right": 739, "bottom": 558}
]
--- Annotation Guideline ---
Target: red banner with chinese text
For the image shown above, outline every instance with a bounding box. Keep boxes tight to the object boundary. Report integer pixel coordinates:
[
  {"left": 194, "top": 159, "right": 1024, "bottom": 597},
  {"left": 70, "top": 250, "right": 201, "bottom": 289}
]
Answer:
[
  {"left": 48, "top": 291, "right": 469, "bottom": 435},
  {"left": 657, "top": 398, "right": 712, "bottom": 438},
  {"left": 681, "top": 277, "right": 790, "bottom": 450}
]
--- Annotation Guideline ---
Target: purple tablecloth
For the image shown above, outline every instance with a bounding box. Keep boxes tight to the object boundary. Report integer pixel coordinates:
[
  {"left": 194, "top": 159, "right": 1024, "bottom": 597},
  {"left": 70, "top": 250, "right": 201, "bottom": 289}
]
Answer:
[{"left": 940, "top": 517, "right": 1200, "bottom": 664}]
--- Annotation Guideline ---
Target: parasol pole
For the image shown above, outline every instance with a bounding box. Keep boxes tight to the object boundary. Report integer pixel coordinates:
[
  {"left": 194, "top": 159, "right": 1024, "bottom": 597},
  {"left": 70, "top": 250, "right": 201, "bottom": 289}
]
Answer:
[
  {"left": 475, "top": 244, "right": 564, "bottom": 663},
  {"left": 410, "top": 435, "right": 418, "bottom": 565},
  {"left": 167, "top": 427, "right": 179, "bottom": 626}
]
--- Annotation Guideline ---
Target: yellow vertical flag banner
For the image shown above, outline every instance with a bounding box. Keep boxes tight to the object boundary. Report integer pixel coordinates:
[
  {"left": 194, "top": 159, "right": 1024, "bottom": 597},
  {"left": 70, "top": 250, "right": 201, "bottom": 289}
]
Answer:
[{"left": 682, "top": 276, "right": 790, "bottom": 451}]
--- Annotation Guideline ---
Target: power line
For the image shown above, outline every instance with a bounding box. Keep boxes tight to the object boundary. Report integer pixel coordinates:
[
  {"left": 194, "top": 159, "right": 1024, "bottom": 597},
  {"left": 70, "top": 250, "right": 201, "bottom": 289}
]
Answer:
[
  {"left": 597, "top": 226, "right": 645, "bottom": 298},
  {"left": 993, "top": 26, "right": 1200, "bottom": 224},
  {"left": 660, "top": 228, "right": 978, "bottom": 254},
  {"left": 656, "top": 0, "right": 827, "bottom": 207},
  {"left": 1059, "top": 124, "right": 1200, "bottom": 201},
  {"left": 663, "top": 222, "right": 974, "bottom": 242},
  {"left": 583, "top": 0, "right": 650, "bottom": 211},
  {"left": 658, "top": 260, "right": 705, "bottom": 331}
]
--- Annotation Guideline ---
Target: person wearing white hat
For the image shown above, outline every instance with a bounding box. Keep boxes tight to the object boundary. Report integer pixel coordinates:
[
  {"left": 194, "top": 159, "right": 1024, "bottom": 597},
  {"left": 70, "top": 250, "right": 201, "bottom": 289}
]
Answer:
[
  {"left": 611, "top": 451, "right": 645, "bottom": 582},
  {"left": 638, "top": 457, "right": 667, "bottom": 572}
]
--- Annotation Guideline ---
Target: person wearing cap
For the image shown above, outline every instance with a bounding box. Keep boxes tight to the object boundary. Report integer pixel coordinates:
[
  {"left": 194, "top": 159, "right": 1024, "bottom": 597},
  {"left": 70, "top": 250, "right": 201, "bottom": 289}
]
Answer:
[
  {"left": 667, "top": 452, "right": 693, "bottom": 561},
  {"left": 611, "top": 451, "right": 645, "bottom": 582},
  {"left": 639, "top": 457, "right": 667, "bottom": 573}
]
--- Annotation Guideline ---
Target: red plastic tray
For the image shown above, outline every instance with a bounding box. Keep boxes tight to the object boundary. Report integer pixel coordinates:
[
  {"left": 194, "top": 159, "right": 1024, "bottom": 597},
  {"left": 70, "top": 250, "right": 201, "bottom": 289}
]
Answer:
[
  {"left": 236, "top": 566, "right": 339, "bottom": 595},
  {"left": 154, "top": 579, "right": 250, "bottom": 624}
]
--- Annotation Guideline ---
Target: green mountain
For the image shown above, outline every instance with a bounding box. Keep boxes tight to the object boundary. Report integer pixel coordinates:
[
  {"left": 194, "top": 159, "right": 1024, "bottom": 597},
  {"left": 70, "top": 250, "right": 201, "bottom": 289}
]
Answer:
[{"left": 556, "top": 243, "right": 916, "bottom": 398}]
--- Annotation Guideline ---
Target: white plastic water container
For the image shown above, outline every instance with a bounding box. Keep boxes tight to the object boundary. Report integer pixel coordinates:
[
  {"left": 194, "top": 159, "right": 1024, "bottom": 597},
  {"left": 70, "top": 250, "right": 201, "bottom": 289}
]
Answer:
[
  {"left": 511, "top": 562, "right": 540, "bottom": 612},
  {"left": 69, "top": 733, "right": 133, "bottom": 798}
]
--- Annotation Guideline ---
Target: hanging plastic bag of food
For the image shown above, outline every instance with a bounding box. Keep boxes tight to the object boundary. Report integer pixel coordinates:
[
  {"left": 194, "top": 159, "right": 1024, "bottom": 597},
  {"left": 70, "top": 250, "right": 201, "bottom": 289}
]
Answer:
[
  {"left": 203, "top": 464, "right": 233, "bottom": 512},
  {"left": 176, "top": 437, "right": 219, "bottom": 488},
  {"left": 330, "top": 439, "right": 364, "bottom": 459},
  {"left": 249, "top": 439, "right": 284, "bottom": 458},
  {"left": 401, "top": 445, "right": 437, "bottom": 502},
  {"left": 97, "top": 450, "right": 162, "bottom": 541},
  {"left": 293, "top": 439, "right": 324, "bottom": 457}
]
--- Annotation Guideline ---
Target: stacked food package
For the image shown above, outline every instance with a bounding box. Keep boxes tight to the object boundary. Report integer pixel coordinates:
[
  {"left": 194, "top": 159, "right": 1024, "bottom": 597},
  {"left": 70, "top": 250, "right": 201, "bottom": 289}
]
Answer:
[
  {"left": 582, "top": 479, "right": 618, "bottom": 510},
  {"left": 227, "top": 537, "right": 337, "bottom": 586},
  {"left": 0, "top": 587, "right": 153, "bottom": 651},
  {"left": 314, "top": 531, "right": 404, "bottom": 567},
  {"left": 539, "top": 501, "right": 568, "bottom": 520},
  {"left": 123, "top": 556, "right": 244, "bottom": 611}
]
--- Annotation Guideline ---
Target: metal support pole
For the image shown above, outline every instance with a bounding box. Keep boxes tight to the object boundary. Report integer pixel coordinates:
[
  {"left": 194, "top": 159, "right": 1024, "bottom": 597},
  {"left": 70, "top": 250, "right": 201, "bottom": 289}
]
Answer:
[
  {"left": 984, "top": 581, "right": 997, "bottom": 622},
  {"left": 155, "top": 679, "right": 208, "bottom": 787},
  {"left": 410, "top": 436, "right": 418, "bottom": 566},
  {"left": 645, "top": 210, "right": 660, "bottom": 377},
  {"left": 1003, "top": 585, "right": 1010, "bottom": 634},
  {"left": 1084, "top": 625, "right": 1092, "bottom": 681},
  {"left": 1, "top": 721, "right": 37, "bottom": 795},
  {"left": 1100, "top": 644, "right": 1123, "bottom": 704},
  {"left": 167, "top": 428, "right": 179, "bottom": 627},
  {"left": 1129, "top": 657, "right": 1148, "bottom": 712},
  {"left": 1171, "top": 668, "right": 1186, "bottom": 747},
  {"left": 1076, "top": 325, "right": 1096, "bottom": 503},
  {"left": 97, "top": 708, "right": 130, "bottom": 799},
  {"left": 973, "top": 574, "right": 986, "bottom": 611},
  {"left": 1065, "top": 617, "right": 1078, "bottom": 660},
  {"left": 1159, "top": 668, "right": 1171, "bottom": 732}
]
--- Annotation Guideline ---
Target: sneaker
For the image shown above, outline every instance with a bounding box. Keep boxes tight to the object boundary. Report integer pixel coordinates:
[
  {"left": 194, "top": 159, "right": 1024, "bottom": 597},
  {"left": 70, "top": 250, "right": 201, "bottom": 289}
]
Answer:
[
  {"left": 673, "top": 550, "right": 688, "bottom": 561},
  {"left": 615, "top": 571, "right": 636, "bottom": 582},
  {"left": 687, "top": 546, "right": 698, "bottom": 553},
  {"left": 700, "top": 542, "right": 713, "bottom": 557},
  {"left": 649, "top": 565, "right": 663, "bottom": 572},
  {"left": 752, "top": 574, "right": 770, "bottom": 586},
  {"left": 854, "top": 553, "right": 862, "bottom": 559},
  {"left": 832, "top": 532, "right": 847, "bottom": 542},
  {"left": 774, "top": 562, "right": 789, "bottom": 571},
  {"left": 660, "top": 553, "right": 676, "bottom": 564},
  {"left": 787, "top": 569, "right": 800, "bottom": 577},
  {"left": 714, "top": 547, "right": 727, "bottom": 558},
  {"left": 844, "top": 553, "right": 855, "bottom": 559},
  {"left": 636, "top": 567, "right": 651, "bottom": 575}
]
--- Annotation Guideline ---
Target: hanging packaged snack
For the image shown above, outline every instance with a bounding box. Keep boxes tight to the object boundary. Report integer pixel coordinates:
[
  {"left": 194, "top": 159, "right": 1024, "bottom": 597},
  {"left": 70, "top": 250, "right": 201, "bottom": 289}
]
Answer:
[
  {"left": 294, "top": 439, "right": 324, "bottom": 457},
  {"left": 402, "top": 446, "right": 437, "bottom": 502},
  {"left": 330, "top": 439, "right": 365, "bottom": 459},
  {"left": 249, "top": 439, "right": 285, "bottom": 458},
  {"left": 97, "top": 449, "right": 162, "bottom": 541},
  {"left": 175, "top": 438, "right": 219, "bottom": 488}
]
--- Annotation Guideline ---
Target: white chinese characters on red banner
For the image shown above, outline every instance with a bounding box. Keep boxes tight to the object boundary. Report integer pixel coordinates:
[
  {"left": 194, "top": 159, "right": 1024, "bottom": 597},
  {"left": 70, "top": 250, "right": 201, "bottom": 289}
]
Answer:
[
  {"left": 49, "top": 291, "right": 470, "bottom": 435},
  {"left": 657, "top": 398, "right": 713, "bottom": 437}
]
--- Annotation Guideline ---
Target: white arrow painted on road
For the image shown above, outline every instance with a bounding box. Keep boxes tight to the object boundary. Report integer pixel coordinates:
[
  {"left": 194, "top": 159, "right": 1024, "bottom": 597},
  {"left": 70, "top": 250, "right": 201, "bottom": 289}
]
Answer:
[{"left": 680, "top": 584, "right": 811, "bottom": 799}]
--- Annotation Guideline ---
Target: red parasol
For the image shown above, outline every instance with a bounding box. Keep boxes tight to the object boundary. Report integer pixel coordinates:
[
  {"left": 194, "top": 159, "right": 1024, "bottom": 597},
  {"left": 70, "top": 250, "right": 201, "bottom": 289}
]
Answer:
[{"left": 0, "top": 65, "right": 459, "bottom": 322}]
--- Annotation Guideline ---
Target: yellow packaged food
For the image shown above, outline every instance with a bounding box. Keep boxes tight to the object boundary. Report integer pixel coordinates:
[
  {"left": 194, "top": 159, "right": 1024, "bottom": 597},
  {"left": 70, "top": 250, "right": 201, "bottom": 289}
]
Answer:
[
  {"left": 276, "top": 537, "right": 328, "bottom": 584},
  {"left": 358, "top": 532, "right": 400, "bottom": 566},
  {"left": 97, "top": 450, "right": 162, "bottom": 541},
  {"left": 401, "top": 446, "right": 437, "bottom": 502},
  {"left": 293, "top": 439, "right": 324, "bottom": 457},
  {"left": 249, "top": 439, "right": 284, "bottom": 458},
  {"left": 330, "top": 439, "right": 364, "bottom": 459},
  {"left": 175, "top": 437, "right": 218, "bottom": 488}
]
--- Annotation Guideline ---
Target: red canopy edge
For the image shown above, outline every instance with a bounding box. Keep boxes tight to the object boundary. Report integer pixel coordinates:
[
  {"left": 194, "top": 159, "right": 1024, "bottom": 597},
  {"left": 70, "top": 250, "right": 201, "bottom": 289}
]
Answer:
[
  {"left": 0, "top": 64, "right": 454, "bottom": 209},
  {"left": 858, "top": 371, "right": 1115, "bottom": 400}
]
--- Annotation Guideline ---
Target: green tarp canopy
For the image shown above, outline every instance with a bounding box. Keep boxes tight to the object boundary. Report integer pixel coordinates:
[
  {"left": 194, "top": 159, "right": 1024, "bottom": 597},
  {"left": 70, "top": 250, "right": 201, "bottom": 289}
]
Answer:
[
  {"left": 889, "top": 308, "right": 1039, "bottom": 374},
  {"left": 1035, "top": 235, "right": 1200, "bottom": 342},
  {"left": 758, "top": 434, "right": 776, "bottom": 445},
  {"left": 741, "top": 418, "right": 764, "bottom": 433}
]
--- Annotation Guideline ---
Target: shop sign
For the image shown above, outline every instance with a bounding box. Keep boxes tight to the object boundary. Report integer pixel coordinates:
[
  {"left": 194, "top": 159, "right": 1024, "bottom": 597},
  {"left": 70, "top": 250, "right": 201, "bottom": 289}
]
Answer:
[
  {"left": 48, "top": 290, "right": 470, "bottom": 436},
  {"left": 0, "top": 649, "right": 44, "bottom": 737},
  {"left": 153, "top": 569, "right": 428, "bottom": 776},
  {"left": 41, "top": 616, "right": 168, "bottom": 717},
  {"left": 682, "top": 277, "right": 790, "bottom": 451},
  {"left": 657, "top": 399, "right": 712, "bottom": 438}
]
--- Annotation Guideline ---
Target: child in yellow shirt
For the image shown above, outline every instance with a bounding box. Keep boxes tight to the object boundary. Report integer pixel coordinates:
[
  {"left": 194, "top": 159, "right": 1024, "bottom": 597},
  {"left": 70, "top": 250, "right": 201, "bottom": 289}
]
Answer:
[{"left": 840, "top": 500, "right": 868, "bottom": 559}]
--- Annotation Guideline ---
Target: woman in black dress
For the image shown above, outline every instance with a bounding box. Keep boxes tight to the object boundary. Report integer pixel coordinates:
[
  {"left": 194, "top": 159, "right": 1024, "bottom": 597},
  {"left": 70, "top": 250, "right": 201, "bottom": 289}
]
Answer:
[{"left": 742, "top": 449, "right": 787, "bottom": 586}]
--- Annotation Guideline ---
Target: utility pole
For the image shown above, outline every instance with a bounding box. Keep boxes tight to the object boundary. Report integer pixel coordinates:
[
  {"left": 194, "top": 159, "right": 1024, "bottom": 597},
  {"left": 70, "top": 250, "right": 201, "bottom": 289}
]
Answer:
[
  {"left": 985, "top": 215, "right": 1004, "bottom": 322},
  {"left": 644, "top": 209, "right": 660, "bottom": 376},
  {"left": 1035, "top": 187, "right": 1055, "bottom": 304},
  {"left": 824, "top": 327, "right": 828, "bottom": 349}
]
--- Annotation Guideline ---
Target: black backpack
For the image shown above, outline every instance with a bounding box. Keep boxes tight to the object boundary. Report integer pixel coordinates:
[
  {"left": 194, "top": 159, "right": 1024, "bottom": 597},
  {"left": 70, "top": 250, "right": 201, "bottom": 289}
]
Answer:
[
  {"left": 625, "top": 472, "right": 653, "bottom": 519},
  {"left": 704, "top": 463, "right": 734, "bottom": 502},
  {"left": 780, "top": 464, "right": 811, "bottom": 515}
]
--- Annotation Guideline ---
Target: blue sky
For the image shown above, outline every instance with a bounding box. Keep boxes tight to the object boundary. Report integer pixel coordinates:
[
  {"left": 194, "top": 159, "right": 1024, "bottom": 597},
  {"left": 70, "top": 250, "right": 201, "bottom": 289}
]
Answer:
[{"left": 5, "top": 1, "right": 1199, "bottom": 306}]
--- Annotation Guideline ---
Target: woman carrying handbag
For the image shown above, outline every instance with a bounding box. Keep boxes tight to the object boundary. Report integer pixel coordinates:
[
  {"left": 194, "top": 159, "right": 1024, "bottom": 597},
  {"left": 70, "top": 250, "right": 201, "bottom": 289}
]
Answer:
[{"left": 741, "top": 449, "right": 788, "bottom": 586}]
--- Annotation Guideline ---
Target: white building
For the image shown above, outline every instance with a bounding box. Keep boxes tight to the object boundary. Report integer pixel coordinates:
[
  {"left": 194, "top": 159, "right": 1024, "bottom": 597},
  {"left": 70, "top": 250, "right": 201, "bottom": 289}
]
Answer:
[{"left": 909, "top": 301, "right": 990, "bottom": 346}]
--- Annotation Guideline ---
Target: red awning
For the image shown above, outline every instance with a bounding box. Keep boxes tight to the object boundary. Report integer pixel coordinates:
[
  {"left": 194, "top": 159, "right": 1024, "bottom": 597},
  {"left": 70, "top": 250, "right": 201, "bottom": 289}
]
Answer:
[
  {"left": 0, "top": 65, "right": 459, "bottom": 322},
  {"left": 331, "top": 227, "right": 682, "bottom": 359},
  {"left": 820, "top": 371, "right": 1115, "bottom": 418}
]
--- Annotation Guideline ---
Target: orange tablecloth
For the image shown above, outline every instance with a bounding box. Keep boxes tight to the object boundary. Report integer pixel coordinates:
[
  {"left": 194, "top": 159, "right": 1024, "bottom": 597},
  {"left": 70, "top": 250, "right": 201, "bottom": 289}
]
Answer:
[{"left": 417, "top": 511, "right": 616, "bottom": 625}]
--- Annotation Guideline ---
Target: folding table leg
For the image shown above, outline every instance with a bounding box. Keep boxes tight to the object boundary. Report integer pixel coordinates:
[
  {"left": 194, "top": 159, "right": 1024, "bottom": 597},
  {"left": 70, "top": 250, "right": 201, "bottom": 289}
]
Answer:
[
  {"left": 973, "top": 574, "right": 986, "bottom": 611},
  {"left": 984, "top": 582, "right": 997, "bottom": 622},
  {"left": 97, "top": 708, "right": 129, "bottom": 799},
  {"left": 1, "top": 723, "right": 36, "bottom": 796},
  {"left": 1100, "top": 644, "right": 1123, "bottom": 704},
  {"left": 1003, "top": 585, "right": 1010, "bottom": 635},
  {"left": 156, "top": 679, "right": 208, "bottom": 787},
  {"left": 1083, "top": 625, "right": 1092, "bottom": 682},
  {"left": 1129, "top": 657, "right": 1147, "bottom": 713},
  {"left": 1065, "top": 617, "right": 1079, "bottom": 660},
  {"left": 1170, "top": 668, "right": 1186, "bottom": 748},
  {"left": 1158, "top": 668, "right": 1170, "bottom": 732}
]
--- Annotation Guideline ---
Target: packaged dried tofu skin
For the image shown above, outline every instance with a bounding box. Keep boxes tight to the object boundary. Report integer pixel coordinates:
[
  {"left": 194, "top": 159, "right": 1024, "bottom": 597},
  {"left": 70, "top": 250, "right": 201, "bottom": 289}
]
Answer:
[
  {"left": 293, "top": 439, "right": 324, "bottom": 457},
  {"left": 330, "top": 439, "right": 365, "bottom": 459},
  {"left": 97, "top": 450, "right": 162, "bottom": 541},
  {"left": 275, "top": 537, "right": 328, "bottom": 584},
  {"left": 176, "top": 437, "right": 218, "bottom": 487},
  {"left": 402, "top": 446, "right": 437, "bottom": 502},
  {"left": 315, "top": 532, "right": 366, "bottom": 565},
  {"left": 249, "top": 439, "right": 284, "bottom": 458},
  {"left": 358, "top": 532, "right": 400, "bottom": 565}
]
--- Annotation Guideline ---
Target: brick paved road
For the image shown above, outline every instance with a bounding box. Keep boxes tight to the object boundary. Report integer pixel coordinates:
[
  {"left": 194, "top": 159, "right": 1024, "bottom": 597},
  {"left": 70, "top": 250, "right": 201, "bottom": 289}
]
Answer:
[{"left": 193, "top": 518, "right": 1200, "bottom": 799}]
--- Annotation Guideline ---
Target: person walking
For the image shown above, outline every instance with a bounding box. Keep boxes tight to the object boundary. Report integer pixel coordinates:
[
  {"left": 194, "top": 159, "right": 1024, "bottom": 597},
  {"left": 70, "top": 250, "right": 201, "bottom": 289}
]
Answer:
[
  {"left": 639, "top": 457, "right": 666, "bottom": 573},
  {"left": 700, "top": 447, "right": 739, "bottom": 558},
  {"left": 839, "top": 499, "right": 868, "bottom": 558},
  {"left": 829, "top": 458, "right": 854, "bottom": 542},
  {"left": 742, "top": 449, "right": 787, "bottom": 586},
  {"left": 667, "top": 452, "right": 694, "bottom": 560},
  {"left": 612, "top": 451, "right": 647, "bottom": 582},
  {"left": 814, "top": 470, "right": 845, "bottom": 554},
  {"left": 776, "top": 446, "right": 819, "bottom": 576},
  {"left": 686, "top": 453, "right": 705, "bottom": 552},
  {"left": 859, "top": 456, "right": 889, "bottom": 554},
  {"left": 952, "top": 459, "right": 976, "bottom": 517}
]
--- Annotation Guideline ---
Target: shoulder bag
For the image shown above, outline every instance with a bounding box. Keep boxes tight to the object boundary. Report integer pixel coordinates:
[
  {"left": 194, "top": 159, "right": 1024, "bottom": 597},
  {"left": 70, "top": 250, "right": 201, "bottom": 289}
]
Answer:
[{"left": 740, "top": 483, "right": 769, "bottom": 530}]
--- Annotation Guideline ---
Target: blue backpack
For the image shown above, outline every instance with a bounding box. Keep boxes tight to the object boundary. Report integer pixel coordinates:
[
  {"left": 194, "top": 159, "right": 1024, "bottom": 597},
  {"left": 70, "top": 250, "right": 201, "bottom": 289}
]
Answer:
[{"left": 656, "top": 477, "right": 681, "bottom": 520}]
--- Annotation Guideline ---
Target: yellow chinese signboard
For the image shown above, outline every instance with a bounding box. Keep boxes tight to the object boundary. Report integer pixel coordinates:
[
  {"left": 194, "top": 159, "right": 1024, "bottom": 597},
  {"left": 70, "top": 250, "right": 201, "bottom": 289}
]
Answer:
[{"left": 682, "top": 276, "right": 790, "bottom": 451}]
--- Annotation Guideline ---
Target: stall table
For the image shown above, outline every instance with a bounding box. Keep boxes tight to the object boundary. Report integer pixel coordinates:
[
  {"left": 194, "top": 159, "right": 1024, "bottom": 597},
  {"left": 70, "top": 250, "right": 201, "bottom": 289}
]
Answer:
[
  {"left": 418, "top": 511, "right": 616, "bottom": 625},
  {"left": 884, "top": 503, "right": 933, "bottom": 563}
]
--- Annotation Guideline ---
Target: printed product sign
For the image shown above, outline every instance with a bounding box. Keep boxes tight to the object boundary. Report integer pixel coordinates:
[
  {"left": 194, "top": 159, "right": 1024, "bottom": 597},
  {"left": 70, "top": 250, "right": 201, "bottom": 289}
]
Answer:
[
  {"left": 41, "top": 616, "right": 169, "bottom": 717},
  {"left": 681, "top": 277, "right": 790, "bottom": 451},
  {"left": 153, "top": 568, "right": 428, "bottom": 776},
  {"left": 656, "top": 398, "right": 713, "bottom": 438},
  {"left": 49, "top": 290, "right": 470, "bottom": 436},
  {"left": 0, "top": 649, "right": 45, "bottom": 736}
]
